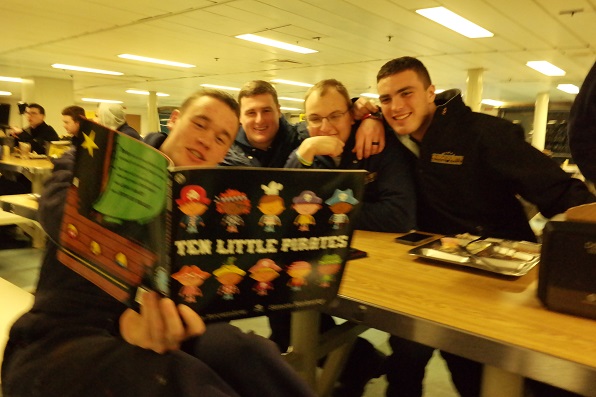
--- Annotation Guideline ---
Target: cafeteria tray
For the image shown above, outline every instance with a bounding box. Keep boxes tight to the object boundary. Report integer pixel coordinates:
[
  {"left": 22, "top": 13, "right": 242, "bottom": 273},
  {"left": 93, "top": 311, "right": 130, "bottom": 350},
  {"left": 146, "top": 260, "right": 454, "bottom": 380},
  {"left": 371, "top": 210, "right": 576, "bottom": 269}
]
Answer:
[{"left": 408, "top": 236, "right": 541, "bottom": 277}]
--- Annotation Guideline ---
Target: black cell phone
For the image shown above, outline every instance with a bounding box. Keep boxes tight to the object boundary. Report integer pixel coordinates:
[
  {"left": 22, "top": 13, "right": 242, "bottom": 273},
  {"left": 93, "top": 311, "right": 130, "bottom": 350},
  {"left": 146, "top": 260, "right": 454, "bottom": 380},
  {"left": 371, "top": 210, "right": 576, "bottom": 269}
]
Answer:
[
  {"left": 348, "top": 247, "right": 368, "bottom": 260},
  {"left": 394, "top": 231, "right": 438, "bottom": 246}
]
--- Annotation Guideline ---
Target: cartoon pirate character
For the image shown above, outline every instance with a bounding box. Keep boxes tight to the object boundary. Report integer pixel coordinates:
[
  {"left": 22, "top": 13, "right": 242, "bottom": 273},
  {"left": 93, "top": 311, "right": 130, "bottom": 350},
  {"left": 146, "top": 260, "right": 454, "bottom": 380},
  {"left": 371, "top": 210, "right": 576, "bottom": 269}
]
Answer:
[
  {"left": 286, "top": 260, "right": 312, "bottom": 291},
  {"left": 176, "top": 185, "right": 211, "bottom": 233},
  {"left": 257, "top": 181, "right": 285, "bottom": 232},
  {"left": 292, "top": 190, "right": 322, "bottom": 231},
  {"left": 215, "top": 189, "right": 251, "bottom": 233},
  {"left": 325, "top": 188, "right": 359, "bottom": 229},
  {"left": 213, "top": 257, "right": 246, "bottom": 300},
  {"left": 171, "top": 265, "right": 211, "bottom": 303},
  {"left": 317, "top": 254, "right": 342, "bottom": 287},
  {"left": 248, "top": 258, "right": 282, "bottom": 296}
]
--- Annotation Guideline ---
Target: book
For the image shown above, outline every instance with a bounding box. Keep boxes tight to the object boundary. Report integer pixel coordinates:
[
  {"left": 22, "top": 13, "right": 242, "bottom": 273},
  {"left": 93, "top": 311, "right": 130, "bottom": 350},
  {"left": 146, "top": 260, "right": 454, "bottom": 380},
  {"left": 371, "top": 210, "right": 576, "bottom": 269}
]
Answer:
[{"left": 57, "top": 119, "right": 366, "bottom": 321}]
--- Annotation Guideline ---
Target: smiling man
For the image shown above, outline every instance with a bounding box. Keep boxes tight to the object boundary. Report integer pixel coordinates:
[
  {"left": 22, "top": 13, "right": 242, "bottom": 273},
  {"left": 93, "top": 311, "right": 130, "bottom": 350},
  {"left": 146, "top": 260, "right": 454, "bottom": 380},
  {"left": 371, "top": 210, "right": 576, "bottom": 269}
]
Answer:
[
  {"left": 2, "top": 88, "right": 317, "bottom": 397},
  {"left": 377, "top": 56, "right": 596, "bottom": 397},
  {"left": 222, "top": 80, "right": 302, "bottom": 167},
  {"left": 151, "top": 89, "right": 239, "bottom": 167}
]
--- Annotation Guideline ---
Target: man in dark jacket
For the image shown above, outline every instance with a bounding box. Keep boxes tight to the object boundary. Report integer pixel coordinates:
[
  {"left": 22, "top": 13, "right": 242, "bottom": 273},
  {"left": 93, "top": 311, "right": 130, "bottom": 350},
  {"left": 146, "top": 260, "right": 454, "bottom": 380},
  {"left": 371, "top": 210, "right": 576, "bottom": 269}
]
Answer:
[
  {"left": 568, "top": 60, "right": 596, "bottom": 187},
  {"left": 377, "top": 56, "right": 595, "bottom": 397},
  {"left": 2, "top": 89, "right": 315, "bottom": 397},
  {"left": 221, "top": 80, "right": 304, "bottom": 167},
  {"left": 9, "top": 103, "right": 59, "bottom": 154}
]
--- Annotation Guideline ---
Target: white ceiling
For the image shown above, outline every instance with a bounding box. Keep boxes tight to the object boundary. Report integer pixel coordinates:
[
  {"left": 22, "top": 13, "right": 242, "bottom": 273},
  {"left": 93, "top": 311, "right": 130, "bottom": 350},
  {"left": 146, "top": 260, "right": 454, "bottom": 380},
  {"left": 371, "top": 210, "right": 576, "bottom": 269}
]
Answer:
[{"left": 1, "top": 0, "right": 595, "bottom": 110}]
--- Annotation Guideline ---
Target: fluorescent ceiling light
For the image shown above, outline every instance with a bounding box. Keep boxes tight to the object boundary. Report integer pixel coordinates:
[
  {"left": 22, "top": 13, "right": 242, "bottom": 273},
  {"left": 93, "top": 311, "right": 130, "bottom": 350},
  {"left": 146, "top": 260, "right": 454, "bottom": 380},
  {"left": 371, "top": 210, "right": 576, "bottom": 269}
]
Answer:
[
  {"left": 126, "top": 89, "right": 169, "bottom": 97},
  {"left": 435, "top": 89, "right": 445, "bottom": 94},
  {"left": 200, "top": 83, "right": 240, "bottom": 92},
  {"left": 359, "top": 93, "right": 379, "bottom": 99},
  {"left": 557, "top": 84, "right": 579, "bottom": 94},
  {"left": 0, "top": 91, "right": 12, "bottom": 96},
  {"left": 82, "top": 98, "right": 123, "bottom": 104},
  {"left": 526, "top": 61, "right": 566, "bottom": 76},
  {"left": 52, "top": 64, "right": 123, "bottom": 76},
  {"left": 118, "top": 54, "right": 195, "bottom": 68},
  {"left": 236, "top": 34, "right": 317, "bottom": 54},
  {"left": 481, "top": 99, "right": 504, "bottom": 107},
  {"left": 280, "top": 106, "right": 302, "bottom": 111},
  {"left": 416, "top": 7, "right": 493, "bottom": 38},
  {"left": 278, "top": 96, "right": 305, "bottom": 102},
  {"left": 271, "top": 79, "right": 313, "bottom": 88},
  {"left": 0, "top": 76, "right": 23, "bottom": 83}
]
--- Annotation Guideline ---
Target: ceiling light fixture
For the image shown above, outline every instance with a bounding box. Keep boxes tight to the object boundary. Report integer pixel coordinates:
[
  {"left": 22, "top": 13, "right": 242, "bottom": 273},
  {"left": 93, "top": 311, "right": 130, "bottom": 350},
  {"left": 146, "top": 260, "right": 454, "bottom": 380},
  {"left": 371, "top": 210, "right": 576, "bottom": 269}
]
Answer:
[
  {"left": 359, "top": 93, "right": 379, "bottom": 99},
  {"left": 526, "top": 61, "right": 566, "bottom": 76},
  {"left": 271, "top": 79, "right": 313, "bottom": 87},
  {"left": 118, "top": 54, "right": 195, "bottom": 68},
  {"left": 280, "top": 106, "right": 302, "bottom": 111},
  {"left": 236, "top": 34, "right": 318, "bottom": 54},
  {"left": 200, "top": 83, "right": 240, "bottom": 91},
  {"left": 481, "top": 99, "right": 504, "bottom": 107},
  {"left": 82, "top": 98, "right": 123, "bottom": 104},
  {"left": 0, "top": 76, "right": 23, "bottom": 83},
  {"left": 0, "top": 91, "right": 12, "bottom": 96},
  {"left": 556, "top": 84, "right": 579, "bottom": 94},
  {"left": 416, "top": 7, "right": 493, "bottom": 38},
  {"left": 126, "top": 89, "right": 170, "bottom": 97},
  {"left": 278, "top": 96, "right": 305, "bottom": 102},
  {"left": 52, "top": 64, "right": 123, "bottom": 76}
]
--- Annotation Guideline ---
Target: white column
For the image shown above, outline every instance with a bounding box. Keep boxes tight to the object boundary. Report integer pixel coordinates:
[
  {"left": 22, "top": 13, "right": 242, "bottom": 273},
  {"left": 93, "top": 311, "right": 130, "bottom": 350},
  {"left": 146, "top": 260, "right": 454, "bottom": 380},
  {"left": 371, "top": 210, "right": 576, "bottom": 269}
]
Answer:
[
  {"left": 21, "top": 77, "right": 74, "bottom": 137},
  {"left": 465, "top": 68, "right": 484, "bottom": 112},
  {"left": 531, "top": 92, "right": 549, "bottom": 151},
  {"left": 147, "top": 91, "right": 159, "bottom": 133}
]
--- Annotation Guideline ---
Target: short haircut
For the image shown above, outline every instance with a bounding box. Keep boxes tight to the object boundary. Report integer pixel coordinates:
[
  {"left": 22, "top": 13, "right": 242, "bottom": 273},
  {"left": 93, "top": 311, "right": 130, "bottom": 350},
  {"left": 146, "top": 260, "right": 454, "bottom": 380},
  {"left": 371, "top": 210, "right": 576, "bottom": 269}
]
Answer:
[
  {"left": 61, "top": 105, "right": 86, "bottom": 122},
  {"left": 238, "top": 80, "right": 279, "bottom": 107},
  {"left": 179, "top": 88, "right": 240, "bottom": 118},
  {"left": 304, "top": 79, "right": 352, "bottom": 111},
  {"left": 27, "top": 103, "right": 45, "bottom": 115},
  {"left": 376, "top": 56, "right": 432, "bottom": 88}
]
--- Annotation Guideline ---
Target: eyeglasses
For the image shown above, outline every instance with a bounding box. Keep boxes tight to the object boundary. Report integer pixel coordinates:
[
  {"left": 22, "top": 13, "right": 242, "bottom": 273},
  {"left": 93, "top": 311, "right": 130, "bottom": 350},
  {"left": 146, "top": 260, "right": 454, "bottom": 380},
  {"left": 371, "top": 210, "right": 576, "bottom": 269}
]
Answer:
[{"left": 306, "top": 109, "right": 350, "bottom": 127}]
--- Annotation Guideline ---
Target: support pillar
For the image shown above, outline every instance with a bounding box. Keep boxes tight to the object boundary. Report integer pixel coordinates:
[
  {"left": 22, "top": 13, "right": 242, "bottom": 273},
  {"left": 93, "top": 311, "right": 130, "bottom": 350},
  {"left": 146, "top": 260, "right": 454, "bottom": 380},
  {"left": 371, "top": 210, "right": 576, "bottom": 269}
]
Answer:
[
  {"left": 147, "top": 91, "right": 159, "bottom": 133},
  {"left": 465, "top": 68, "right": 484, "bottom": 112},
  {"left": 531, "top": 92, "right": 549, "bottom": 151}
]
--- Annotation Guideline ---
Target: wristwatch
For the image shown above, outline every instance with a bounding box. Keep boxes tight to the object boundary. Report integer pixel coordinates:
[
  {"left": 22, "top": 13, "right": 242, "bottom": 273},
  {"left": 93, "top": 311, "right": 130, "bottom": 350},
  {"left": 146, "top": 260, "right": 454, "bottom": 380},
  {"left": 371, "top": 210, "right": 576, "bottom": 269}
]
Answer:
[{"left": 362, "top": 111, "right": 383, "bottom": 121}]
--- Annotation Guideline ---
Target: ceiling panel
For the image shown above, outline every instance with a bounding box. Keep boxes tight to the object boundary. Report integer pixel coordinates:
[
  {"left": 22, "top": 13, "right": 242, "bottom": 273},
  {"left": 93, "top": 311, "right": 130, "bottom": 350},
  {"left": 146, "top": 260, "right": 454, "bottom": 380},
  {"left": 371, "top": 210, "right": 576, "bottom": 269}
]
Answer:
[{"left": 0, "top": 0, "right": 594, "bottom": 112}]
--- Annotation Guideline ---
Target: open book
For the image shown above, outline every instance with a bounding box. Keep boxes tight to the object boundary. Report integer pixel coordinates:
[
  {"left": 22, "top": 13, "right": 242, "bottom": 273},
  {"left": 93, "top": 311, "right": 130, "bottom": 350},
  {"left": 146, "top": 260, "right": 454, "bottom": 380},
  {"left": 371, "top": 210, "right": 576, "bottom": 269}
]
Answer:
[{"left": 57, "top": 120, "right": 365, "bottom": 321}]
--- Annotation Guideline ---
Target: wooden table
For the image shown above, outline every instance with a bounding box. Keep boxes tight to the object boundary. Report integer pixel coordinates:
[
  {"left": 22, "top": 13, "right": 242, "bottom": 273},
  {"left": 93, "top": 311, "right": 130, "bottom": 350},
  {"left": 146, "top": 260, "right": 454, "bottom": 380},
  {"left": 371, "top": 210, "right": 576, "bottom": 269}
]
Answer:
[
  {"left": 0, "top": 156, "right": 53, "bottom": 194},
  {"left": 290, "top": 230, "right": 596, "bottom": 397},
  {"left": 0, "top": 194, "right": 44, "bottom": 248}
]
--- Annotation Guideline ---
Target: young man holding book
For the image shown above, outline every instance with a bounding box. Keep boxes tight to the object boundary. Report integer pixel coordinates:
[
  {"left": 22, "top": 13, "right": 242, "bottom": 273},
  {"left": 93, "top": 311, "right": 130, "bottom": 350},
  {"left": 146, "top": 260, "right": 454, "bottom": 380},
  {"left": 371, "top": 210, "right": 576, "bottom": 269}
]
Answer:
[{"left": 2, "top": 89, "right": 316, "bottom": 397}]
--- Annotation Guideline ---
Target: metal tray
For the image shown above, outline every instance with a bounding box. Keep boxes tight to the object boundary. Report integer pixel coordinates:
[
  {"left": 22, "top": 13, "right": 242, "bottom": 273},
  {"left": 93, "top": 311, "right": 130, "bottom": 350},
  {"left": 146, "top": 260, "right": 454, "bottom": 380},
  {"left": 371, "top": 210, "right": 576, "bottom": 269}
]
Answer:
[{"left": 409, "top": 237, "right": 540, "bottom": 277}]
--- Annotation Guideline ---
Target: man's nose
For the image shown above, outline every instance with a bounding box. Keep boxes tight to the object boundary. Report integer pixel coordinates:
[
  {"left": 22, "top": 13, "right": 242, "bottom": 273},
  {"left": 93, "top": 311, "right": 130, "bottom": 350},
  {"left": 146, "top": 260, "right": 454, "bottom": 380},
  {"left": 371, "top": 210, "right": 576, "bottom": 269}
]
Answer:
[{"left": 319, "top": 117, "right": 333, "bottom": 133}]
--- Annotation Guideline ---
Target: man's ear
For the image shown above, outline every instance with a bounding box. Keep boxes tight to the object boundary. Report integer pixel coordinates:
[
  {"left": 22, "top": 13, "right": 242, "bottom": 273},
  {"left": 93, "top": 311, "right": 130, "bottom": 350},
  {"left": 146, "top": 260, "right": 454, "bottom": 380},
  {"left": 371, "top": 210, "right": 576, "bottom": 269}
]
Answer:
[
  {"left": 168, "top": 109, "right": 181, "bottom": 126},
  {"left": 427, "top": 84, "right": 437, "bottom": 103}
]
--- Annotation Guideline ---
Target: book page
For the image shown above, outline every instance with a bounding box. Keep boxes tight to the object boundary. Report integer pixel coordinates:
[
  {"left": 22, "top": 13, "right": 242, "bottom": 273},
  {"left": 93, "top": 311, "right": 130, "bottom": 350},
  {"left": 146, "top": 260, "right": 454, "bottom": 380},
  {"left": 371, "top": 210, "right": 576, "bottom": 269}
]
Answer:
[{"left": 57, "top": 120, "right": 171, "bottom": 305}]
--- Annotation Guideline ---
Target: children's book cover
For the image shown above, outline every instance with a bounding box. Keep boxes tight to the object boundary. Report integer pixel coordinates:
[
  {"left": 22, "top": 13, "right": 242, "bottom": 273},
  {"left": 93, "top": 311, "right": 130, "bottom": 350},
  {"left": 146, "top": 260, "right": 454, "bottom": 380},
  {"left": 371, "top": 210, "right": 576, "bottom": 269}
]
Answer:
[
  {"left": 57, "top": 119, "right": 366, "bottom": 320},
  {"left": 168, "top": 166, "right": 365, "bottom": 321}
]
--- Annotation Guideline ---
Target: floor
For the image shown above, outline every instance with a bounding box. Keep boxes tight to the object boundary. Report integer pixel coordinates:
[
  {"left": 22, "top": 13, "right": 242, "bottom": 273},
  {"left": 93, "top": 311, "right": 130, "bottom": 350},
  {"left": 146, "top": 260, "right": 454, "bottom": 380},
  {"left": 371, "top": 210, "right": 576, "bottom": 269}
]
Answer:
[{"left": 0, "top": 225, "right": 459, "bottom": 397}]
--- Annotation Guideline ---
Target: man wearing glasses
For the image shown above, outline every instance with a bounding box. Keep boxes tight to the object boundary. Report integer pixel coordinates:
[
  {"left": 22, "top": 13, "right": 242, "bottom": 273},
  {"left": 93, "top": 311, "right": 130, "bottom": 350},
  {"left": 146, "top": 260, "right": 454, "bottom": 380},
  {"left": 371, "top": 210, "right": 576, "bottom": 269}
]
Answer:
[
  {"left": 288, "top": 78, "right": 416, "bottom": 233},
  {"left": 281, "top": 79, "right": 416, "bottom": 397},
  {"left": 10, "top": 103, "right": 59, "bottom": 155}
]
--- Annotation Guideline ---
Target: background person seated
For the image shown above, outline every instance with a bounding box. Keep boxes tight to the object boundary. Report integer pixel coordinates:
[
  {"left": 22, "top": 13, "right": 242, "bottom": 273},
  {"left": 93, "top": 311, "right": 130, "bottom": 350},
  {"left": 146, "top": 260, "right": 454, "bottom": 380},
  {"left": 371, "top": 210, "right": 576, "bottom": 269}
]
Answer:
[{"left": 96, "top": 102, "right": 141, "bottom": 140}]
